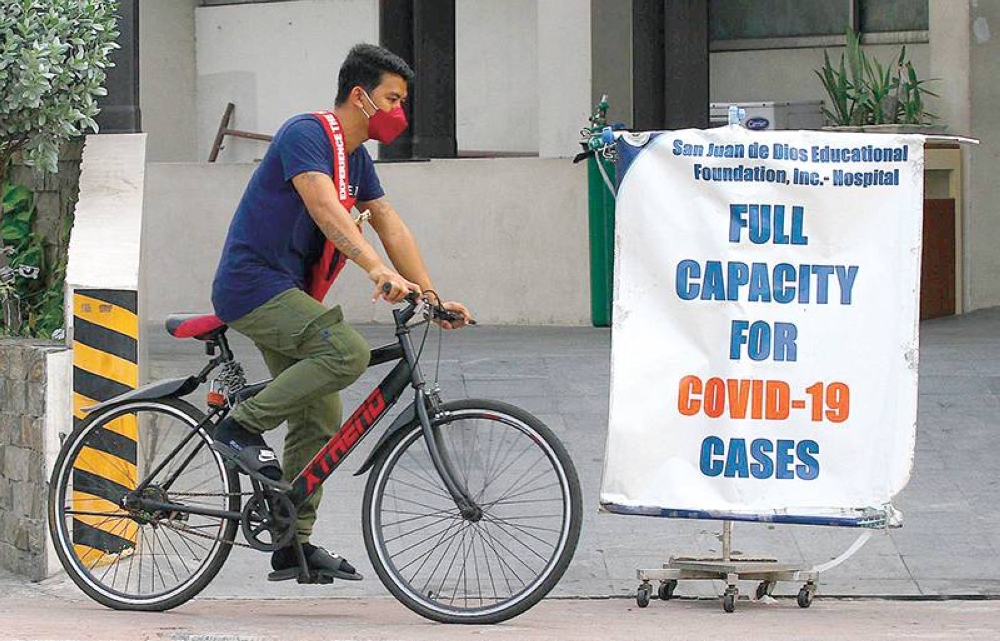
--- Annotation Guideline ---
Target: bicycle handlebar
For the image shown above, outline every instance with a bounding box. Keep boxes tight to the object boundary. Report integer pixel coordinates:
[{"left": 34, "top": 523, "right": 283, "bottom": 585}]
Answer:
[{"left": 383, "top": 284, "right": 476, "bottom": 326}]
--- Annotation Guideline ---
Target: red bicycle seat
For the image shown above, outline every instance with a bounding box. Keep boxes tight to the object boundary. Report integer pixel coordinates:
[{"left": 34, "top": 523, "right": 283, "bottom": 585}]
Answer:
[{"left": 165, "top": 313, "right": 227, "bottom": 340}]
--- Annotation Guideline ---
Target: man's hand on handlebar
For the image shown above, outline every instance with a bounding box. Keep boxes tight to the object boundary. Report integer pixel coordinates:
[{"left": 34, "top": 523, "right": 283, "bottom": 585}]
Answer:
[
  {"left": 370, "top": 266, "right": 420, "bottom": 304},
  {"left": 420, "top": 290, "right": 473, "bottom": 330},
  {"left": 386, "top": 286, "right": 476, "bottom": 329},
  {"left": 434, "top": 300, "right": 472, "bottom": 330}
]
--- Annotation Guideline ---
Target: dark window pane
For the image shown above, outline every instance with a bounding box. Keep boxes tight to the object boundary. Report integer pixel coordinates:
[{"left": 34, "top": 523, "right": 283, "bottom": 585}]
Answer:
[
  {"left": 859, "top": 0, "right": 928, "bottom": 33},
  {"left": 709, "top": 0, "right": 849, "bottom": 40}
]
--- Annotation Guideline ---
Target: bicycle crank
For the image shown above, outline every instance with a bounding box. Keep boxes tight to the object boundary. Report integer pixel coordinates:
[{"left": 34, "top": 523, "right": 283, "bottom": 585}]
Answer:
[{"left": 240, "top": 491, "right": 296, "bottom": 551}]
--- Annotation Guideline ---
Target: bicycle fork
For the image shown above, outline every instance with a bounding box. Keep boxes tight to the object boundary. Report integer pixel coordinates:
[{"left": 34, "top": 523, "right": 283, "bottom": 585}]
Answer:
[
  {"left": 416, "top": 389, "right": 483, "bottom": 522},
  {"left": 395, "top": 313, "right": 481, "bottom": 522}
]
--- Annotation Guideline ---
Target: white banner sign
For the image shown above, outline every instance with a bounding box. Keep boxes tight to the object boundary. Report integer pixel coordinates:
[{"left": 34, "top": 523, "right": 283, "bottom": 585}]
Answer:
[{"left": 600, "top": 127, "right": 924, "bottom": 524}]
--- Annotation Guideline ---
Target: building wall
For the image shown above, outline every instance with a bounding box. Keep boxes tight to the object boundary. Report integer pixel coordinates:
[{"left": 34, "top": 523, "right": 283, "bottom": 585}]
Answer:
[
  {"left": 142, "top": 158, "right": 589, "bottom": 325},
  {"left": 136, "top": 1, "right": 999, "bottom": 314},
  {"left": 139, "top": 2, "right": 944, "bottom": 161},
  {"left": 186, "top": 0, "right": 587, "bottom": 159},
  {"left": 194, "top": 0, "right": 379, "bottom": 163},
  {"left": 139, "top": 0, "right": 198, "bottom": 162}
]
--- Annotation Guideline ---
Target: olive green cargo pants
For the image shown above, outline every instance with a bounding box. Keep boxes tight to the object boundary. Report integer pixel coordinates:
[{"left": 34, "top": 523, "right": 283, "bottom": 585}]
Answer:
[{"left": 228, "top": 288, "right": 371, "bottom": 542}]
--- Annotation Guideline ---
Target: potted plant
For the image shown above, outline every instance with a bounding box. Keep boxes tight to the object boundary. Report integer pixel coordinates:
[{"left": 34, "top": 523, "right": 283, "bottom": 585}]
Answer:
[
  {"left": 0, "top": 0, "right": 119, "bottom": 337},
  {"left": 815, "top": 29, "right": 940, "bottom": 133}
]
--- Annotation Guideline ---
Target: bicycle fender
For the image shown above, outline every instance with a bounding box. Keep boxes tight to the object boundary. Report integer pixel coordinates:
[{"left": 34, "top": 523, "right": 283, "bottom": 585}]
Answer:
[
  {"left": 353, "top": 401, "right": 419, "bottom": 476},
  {"left": 81, "top": 376, "right": 200, "bottom": 415}
]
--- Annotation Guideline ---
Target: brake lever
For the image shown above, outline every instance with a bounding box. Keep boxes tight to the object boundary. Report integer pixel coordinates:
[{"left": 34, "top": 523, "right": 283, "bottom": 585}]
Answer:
[{"left": 432, "top": 307, "right": 477, "bottom": 326}]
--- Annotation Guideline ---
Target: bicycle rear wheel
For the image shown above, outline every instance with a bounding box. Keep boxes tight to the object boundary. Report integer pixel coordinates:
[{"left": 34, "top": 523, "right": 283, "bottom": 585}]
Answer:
[
  {"left": 48, "top": 398, "right": 239, "bottom": 611},
  {"left": 362, "top": 399, "right": 582, "bottom": 624}
]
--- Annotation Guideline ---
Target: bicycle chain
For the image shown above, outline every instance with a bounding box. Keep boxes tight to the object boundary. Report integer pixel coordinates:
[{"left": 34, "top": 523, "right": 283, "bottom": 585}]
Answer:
[
  {"left": 155, "top": 490, "right": 257, "bottom": 549},
  {"left": 160, "top": 518, "right": 256, "bottom": 549}
]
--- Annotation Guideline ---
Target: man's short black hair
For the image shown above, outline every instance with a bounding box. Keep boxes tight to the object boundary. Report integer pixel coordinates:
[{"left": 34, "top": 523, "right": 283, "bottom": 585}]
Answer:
[{"left": 335, "top": 43, "right": 414, "bottom": 106}]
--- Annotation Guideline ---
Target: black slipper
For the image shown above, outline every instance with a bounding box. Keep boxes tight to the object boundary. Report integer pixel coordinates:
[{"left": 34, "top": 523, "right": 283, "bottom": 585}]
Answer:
[
  {"left": 212, "top": 441, "right": 289, "bottom": 489},
  {"left": 210, "top": 418, "right": 288, "bottom": 489},
  {"left": 268, "top": 544, "right": 363, "bottom": 582}
]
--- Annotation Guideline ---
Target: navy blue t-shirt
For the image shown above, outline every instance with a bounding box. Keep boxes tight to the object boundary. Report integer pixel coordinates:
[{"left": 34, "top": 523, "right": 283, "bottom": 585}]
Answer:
[{"left": 212, "top": 114, "right": 384, "bottom": 322}]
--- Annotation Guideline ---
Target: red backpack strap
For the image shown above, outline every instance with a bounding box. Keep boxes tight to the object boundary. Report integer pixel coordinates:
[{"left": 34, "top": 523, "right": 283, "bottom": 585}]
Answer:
[
  {"left": 306, "top": 111, "right": 353, "bottom": 301},
  {"left": 311, "top": 111, "right": 349, "bottom": 202}
]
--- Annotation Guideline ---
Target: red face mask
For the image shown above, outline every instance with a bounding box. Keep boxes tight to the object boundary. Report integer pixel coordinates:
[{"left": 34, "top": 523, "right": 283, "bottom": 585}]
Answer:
[{"left": 361, "top": 89, "right": 408, "bottom": 144}]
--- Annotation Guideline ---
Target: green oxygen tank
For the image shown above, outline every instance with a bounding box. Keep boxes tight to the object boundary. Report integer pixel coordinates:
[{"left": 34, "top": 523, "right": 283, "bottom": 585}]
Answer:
[{"left": 584, "top": 95, "right": 616, "bottom": 327}]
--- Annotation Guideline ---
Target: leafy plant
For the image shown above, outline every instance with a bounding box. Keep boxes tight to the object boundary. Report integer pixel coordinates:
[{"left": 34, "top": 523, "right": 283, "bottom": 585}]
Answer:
[
  {"left": 817, "top": 50, "right": 860, "bottom": 126},
  {"left": 2, "top": 182, "right": 39, "bottom": 335},
  {"left": 815, "top": 29, "right": 937, "bottom": 127},
  {"left": 0, "top": 180, "right": 70, "bottom": 338},
  {"left": 897, "top": 57, "right": 936, "bottom": 125},
  {"left": 0, "top": 0, "right": 118, "bottom": 336}
]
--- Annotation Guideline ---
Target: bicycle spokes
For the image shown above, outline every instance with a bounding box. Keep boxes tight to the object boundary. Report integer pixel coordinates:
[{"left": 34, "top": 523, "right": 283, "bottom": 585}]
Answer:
[
  {"left": 369, "top": 407, "right": 575, "bottom": 616},
  {"left": 54, "top": 403, "right": 238, "bottom": 603}
]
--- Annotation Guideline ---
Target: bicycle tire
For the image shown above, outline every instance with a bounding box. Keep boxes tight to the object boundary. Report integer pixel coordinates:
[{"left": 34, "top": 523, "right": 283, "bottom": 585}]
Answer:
[
  {"left": 48, "top": 398, "right": 239, "bottom": 611},
  {"left": 362, "top": 399, "right": 582, "bottom": 624}
]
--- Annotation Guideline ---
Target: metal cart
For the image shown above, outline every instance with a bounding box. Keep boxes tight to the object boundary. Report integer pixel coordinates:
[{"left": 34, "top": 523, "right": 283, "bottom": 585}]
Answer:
[{"left": 632, "top": 508, "right": 896, "bottom": 613}]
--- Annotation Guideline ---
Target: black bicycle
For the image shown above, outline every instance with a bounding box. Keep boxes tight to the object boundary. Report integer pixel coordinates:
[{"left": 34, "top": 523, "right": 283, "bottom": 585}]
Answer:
[{"left": 48, "top": 292, "right": 582, "bottom": 624}]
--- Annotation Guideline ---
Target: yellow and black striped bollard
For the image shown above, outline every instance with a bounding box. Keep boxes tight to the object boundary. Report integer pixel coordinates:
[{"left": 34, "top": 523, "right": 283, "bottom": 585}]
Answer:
[{"left": 71, "top": 289, "right": 139, "bottom": 566}]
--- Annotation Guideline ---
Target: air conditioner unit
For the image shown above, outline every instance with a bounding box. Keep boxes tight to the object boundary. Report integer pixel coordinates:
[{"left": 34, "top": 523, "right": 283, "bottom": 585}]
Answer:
[{"left": 709, "top": 101, "right": 826, "bottom": 130}]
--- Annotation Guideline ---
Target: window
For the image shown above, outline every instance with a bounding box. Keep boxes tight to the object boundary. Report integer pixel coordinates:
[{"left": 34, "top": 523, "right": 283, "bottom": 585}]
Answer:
[
  {"left": 859, "top": 0, "right": 928, "bottom": 33},
  {"left": 710, "top": 0, "right": 849, "bottom": 40},
  {"left": 709, "top": 0, "right": 928, "bottom": 49}
]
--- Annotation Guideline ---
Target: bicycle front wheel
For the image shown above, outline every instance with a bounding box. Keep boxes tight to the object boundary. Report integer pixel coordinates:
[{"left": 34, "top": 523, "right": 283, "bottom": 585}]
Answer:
[
  {"left": 362, "top": 399, "right": 582, "bottom": 624},
  {"left": 48, "top": 398, "right": 239, "bottom": 611}
]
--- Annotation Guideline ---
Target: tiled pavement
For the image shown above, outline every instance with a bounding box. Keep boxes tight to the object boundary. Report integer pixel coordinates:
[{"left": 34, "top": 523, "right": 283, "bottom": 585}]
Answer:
[{"left": 115, "top": 308, "right": 1000, "bottom": 600}]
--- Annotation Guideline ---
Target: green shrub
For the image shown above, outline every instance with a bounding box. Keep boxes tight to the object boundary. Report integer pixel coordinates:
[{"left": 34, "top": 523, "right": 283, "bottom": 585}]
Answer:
[{"left": 0, "top": 0, "right": 118, "bottom": 336}]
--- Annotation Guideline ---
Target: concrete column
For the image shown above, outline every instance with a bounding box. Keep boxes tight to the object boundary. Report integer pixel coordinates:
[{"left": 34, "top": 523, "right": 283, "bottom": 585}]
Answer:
[
  {"left": 967, "top": 0, "right": 1000, "bottom": 310},
  {"left": 538, "top": 0, "right": 592, "bottom": 158},
  {"left": 928, "top": 0, "right": 973, "bottom": 314},
  {"left": 929, "top": 0, "right": 971, "bottom": 135}
]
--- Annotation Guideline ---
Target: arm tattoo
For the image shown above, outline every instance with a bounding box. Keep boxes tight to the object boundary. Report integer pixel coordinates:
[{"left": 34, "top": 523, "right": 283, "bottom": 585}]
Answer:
[
  {"left": 322, "top": 221, "right": 363, "bottom": 260},
  {"left": 296, "top": 172, "right": 367, "bottom": 262}
]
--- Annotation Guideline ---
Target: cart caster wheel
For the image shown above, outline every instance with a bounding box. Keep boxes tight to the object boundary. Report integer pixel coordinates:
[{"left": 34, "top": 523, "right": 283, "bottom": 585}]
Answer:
[
  {"left": 658, "top": 580, "right": 677, "bottom": 601},
  {"left": 636, "top": 585, "right": 651, "bottom": 608},
  {"left": 797, "top": 586, "right": 813, "bottom": 608},
  {"left": 723, "top": 592, "right": 736, "bottom": 613},
  {"left": 755, "top": 581, "right": 772, "bottom": 600}
]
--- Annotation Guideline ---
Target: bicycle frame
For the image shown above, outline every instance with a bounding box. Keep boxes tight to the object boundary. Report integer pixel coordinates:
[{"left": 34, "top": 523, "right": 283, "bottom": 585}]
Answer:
[{"left": 128, "top": 299, "right": 480, "bottom": 526}]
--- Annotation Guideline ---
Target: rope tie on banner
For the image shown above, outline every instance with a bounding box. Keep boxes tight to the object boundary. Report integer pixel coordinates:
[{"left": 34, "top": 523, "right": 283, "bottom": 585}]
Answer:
[{"left": 581, "top": 128, "right": 618, "bottom": 196}]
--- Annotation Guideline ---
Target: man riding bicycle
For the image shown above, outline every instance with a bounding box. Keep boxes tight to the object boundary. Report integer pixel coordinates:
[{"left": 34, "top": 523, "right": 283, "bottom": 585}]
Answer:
[{"left": 210, "top": 43, "right": 471, "bottom": 583}]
